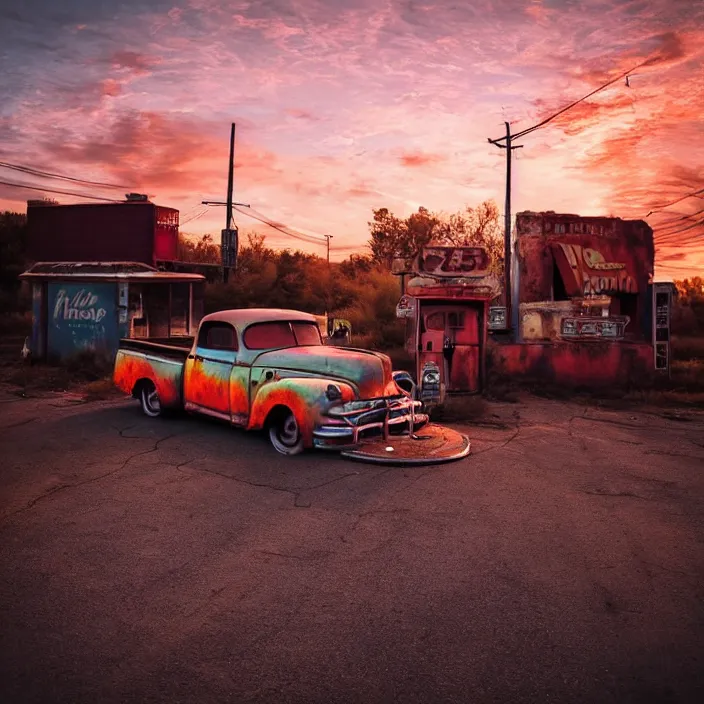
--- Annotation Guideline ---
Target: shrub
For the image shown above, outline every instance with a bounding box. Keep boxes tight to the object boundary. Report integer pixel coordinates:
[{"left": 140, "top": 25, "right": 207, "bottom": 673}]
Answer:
[
  {"left": 671, "top": 336, "right": 704, "bottom": 361},
  {"left": 64, "top": 349, "right": 114, "bottom": 382}
]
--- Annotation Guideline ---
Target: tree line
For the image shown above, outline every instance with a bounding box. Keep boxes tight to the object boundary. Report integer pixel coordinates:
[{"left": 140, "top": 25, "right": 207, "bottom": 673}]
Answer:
[{"left": 2, "top": 204, "right": 702, "bottom": 347}]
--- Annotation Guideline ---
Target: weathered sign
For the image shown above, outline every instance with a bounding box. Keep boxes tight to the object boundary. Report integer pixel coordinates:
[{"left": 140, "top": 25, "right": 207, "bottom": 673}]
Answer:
[
  {"left": 419, "top": 246, "right": 490, "bottom": 277},
  {"left": 551, "top": 242, "right": 637, "bottom": 296},
  {"left": 221, "top": 228, "right": 238, "bottom": 268},
  {"left": 653, "top": 284, "right": 672, "bottom": 372},
  {"left": 488, "top": 306, "right": 507, "bottom": 330},
  {"left": 396, "top": 295, "right": 416, "bottom": 319},
  {"left": 560, "top": 315, "right": 630, "bottom": 340}
]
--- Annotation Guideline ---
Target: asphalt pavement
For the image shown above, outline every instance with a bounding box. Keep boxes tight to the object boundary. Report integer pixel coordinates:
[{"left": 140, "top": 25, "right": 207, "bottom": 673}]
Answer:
[{"left": 1, "top": 389, "right": 703, "bottom": 703}]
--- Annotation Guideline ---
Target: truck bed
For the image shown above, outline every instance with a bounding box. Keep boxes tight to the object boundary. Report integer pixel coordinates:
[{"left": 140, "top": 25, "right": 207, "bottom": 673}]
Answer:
[
  {"left": 114, "top": 338, "right": 191, "bottom": 408},
  {"left": 118, "top": 337, "right": 193, "bottom": 361}
]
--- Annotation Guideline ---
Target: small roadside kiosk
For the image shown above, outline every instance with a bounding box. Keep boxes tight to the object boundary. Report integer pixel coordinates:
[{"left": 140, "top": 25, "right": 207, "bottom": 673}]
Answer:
[
  {"left": 392, "top": 246, "right": 502, "bottom": 399},
  {"left": 20, "top": 262, "right": 205, "bottom": 363}
]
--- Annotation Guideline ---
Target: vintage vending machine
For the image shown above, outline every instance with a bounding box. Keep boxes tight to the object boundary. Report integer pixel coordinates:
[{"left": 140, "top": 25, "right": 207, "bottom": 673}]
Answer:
[{"left": 652, "top": 282, "right": 673, "bottom": 375}]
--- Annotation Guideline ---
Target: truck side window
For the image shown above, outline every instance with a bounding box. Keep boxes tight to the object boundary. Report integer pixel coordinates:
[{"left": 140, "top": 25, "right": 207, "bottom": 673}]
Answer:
[{"left": 199, "top": 322, "right": 238, "bottom": 351}]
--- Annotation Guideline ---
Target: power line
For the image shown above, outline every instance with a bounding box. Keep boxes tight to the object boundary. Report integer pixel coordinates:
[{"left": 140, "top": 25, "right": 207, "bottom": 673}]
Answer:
[
  {"left": 645, "top": 188, "right": 704, "bottom": 217},
  {"left": 0, "top": 178, "right": 123, "bottom": 202},
  {"left": 210, "top": 200, "right": 363, "bottom": 255},
  {"left": 492, "top": 59, "right": 649, "bottom": 146},
  {"left": 0, "top": 161, "right": 132, "bottom": 191},
  {"left": 652, "top": 209, "right": 704, "bottom": 235},
  {"left": 247, "top": 206, "right": 329, "bottom": 244},
  {"left": 652, "top": 208, "right": 704, "bottom": 229},
  {"left": 655, "top": 234, "right": 703, "bottom": 250},
  {"left": 329, "top": 244, "right": 368, "bottom": 252},
  {"left": 180, "top": 203, "right": 207, "bottom": 220},
  {"left": 654, "top": 220, "right": 704, "bottom": 242},
  {"left": 204, "top": 199, "right": 329, "bottom": 244},
  {"left": 180, "top": 207, "right": 210, "bottom": 226},
  {"left": 233, "top": 204, "right": 329, "bottom": 246}
]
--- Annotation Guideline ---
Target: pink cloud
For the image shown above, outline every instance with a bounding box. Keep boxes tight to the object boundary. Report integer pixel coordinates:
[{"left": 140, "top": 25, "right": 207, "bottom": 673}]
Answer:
[
  {"left": 100, "top": 79, "right": 123, "bottom": 98},
  {"left": 1, "top": 0, "right": 703, "bottom": 274},
  {"left": 399, "top": 152, "right": 445, "bottom": 168},
  {"left": 107, "top": 50, "right": 160, "bottom": 76}
]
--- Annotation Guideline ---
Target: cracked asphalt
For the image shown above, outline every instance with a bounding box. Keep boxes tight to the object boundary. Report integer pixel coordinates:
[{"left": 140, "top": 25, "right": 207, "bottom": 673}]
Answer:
[{"left": 1, "top": 390, "right": 703, "bottom": 703}]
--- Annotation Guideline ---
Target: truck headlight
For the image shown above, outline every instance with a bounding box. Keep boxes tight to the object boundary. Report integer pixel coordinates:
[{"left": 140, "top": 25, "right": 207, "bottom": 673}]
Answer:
[{"left": 326, "top": 384, "right": 342, "bottom": 401}]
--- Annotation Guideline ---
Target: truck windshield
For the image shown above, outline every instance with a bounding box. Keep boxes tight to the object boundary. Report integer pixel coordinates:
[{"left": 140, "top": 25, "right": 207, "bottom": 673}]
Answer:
[{"left": 243, "top": 321, "right": 322, "bottom": 350}]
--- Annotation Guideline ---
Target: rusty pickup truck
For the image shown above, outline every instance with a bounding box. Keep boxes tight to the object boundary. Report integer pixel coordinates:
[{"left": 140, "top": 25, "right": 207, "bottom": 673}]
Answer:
[{"left": 114, "top": 308, "right": 435, "bottom": 457}]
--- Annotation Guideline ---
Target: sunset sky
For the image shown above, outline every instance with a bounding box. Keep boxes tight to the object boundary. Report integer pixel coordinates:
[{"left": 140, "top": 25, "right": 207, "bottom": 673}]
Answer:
[{"left": 1, "top": 0, "right": 702, "bottom": 279}]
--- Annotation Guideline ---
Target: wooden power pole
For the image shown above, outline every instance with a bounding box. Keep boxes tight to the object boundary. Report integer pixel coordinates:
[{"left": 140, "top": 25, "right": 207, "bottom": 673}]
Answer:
[
  {"left": 325, "top": 234, "right": 333, "bottom": 320},
  {"left": 489, "top": 121, "right": 522, "bottom": 335},
  {"left": 223, "top": 122, "right": 236, "bottom": 284}
]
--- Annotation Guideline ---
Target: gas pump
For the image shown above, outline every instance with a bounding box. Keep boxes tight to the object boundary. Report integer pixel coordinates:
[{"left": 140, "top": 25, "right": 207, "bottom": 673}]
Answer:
[
  {"left": 652, "top": 283, "right": 673, "bottom": 375},
  {"left": 393, "top": 246, "right": 502, "bottom": 406}
]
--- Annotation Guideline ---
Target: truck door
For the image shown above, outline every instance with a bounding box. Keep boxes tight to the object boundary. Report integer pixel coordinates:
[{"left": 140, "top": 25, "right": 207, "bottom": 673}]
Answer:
[{"left": 184, "top": 321, "right": 237, "bottom": 420}]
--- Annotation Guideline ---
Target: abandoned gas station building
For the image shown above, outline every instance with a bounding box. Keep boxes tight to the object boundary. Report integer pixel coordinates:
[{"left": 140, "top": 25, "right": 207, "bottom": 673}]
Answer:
[
  {"left": 395, "top": 211, "right": 672, "bottom": 395},
  {"left": 488, "top": 211, "right": 672, "bottom": 387}
]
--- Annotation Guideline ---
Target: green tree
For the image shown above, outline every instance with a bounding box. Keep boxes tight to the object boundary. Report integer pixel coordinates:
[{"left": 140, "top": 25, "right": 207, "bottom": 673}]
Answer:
[
  {"left": 339, "top": 253, "right": 374, "bottom": 279},
  {"left": 441, "top": 200, "right": 504, "bottom": 275},
  {"left": 675, "top": 277, "right": 704, "bottom": 302},
  {"left": 0, "top": 211, "right": 28, "bottom": 279},
  {"left": 177, "top": 233, "right": 220, "bottom": 263},
  {"left": 367, "top": 200, "right": 504, "bottom": 274},
  {"left": 673, "top": 277, "right": 704, "bottom": 336},
  {"left": 368, "top": 206, "right": 444, "bottom": 267},
  {"left": 0, "top": 211, "right": 29, "bottom": 312},
  {"left": 200, "top": 234, "right": 406, "bottom": 349}
]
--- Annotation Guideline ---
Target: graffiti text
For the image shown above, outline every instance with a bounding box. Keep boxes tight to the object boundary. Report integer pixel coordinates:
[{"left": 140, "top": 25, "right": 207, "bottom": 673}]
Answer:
[{"left": 53, "top": 289, "right": 107, "bottom": 323}]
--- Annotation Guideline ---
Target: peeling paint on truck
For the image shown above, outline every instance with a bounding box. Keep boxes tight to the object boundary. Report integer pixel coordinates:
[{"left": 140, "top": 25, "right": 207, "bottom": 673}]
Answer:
[{"left": 113, "top": 308, "right": 431, "bottom": 457}]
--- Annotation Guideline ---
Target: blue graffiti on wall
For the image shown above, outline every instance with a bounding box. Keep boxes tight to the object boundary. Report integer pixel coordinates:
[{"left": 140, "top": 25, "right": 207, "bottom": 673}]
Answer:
[{"left": 47, "top": 283, "right": 118, "bottom": 359}]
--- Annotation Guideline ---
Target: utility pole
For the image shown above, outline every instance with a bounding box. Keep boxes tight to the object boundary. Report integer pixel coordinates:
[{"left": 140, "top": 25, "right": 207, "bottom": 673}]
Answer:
[
  {"left": 223, "top": 122, "right": 236, "bottom": 284},
  {"left": 325, "top": 234, "right": 333, "bottom": 322},
  {"left": 325, "top": 235, "right": 332, "bottom": 267},
  {"left": 489, "top": 121, "right": 522, "bottom": 336}
]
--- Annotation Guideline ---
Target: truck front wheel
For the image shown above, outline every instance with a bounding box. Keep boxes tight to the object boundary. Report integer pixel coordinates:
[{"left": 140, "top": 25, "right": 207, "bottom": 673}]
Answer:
[
  {"left": 140, "top": 382, "right": 162, "bottom": 418},
  {"left": 268, "top": 408, "right": 304, "bottom": 456}
]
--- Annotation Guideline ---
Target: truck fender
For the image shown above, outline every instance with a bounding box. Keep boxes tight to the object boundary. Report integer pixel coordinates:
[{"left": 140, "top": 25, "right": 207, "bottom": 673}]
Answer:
[
  {"left": 113, "top": 351, "right": 181, "bottom": 408},
  {"left": 248, "top": 377, "right": 355, "bottom": 448}
]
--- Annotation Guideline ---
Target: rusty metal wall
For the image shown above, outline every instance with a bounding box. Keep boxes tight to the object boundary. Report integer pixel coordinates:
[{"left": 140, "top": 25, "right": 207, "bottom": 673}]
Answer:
[
  {"left": 516, "top": 212, "right": 654, "bottom": 303},
  {"left": 514, "top": 212, "right": 654, "bottom": 341},
  {"left": 487, "top": 339, "right": 654, "bottom": 388},
  {"left": 26, "top": 203, "right": 179, "bottom": 266}
]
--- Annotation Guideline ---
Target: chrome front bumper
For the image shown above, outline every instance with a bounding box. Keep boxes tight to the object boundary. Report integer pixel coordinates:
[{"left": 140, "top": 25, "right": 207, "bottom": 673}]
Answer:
[{"left": 313, "top": 395, "right": 429, "bottom": 448}]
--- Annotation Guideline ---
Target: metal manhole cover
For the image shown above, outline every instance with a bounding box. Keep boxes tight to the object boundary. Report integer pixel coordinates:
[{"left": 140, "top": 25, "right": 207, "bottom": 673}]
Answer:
[{"left": 340, "top": 424, "right": 471, "bottom": 466}]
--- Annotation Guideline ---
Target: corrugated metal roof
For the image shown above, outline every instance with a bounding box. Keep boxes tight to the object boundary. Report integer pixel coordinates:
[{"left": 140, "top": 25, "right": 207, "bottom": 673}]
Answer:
[
  {"left": 19, "top": 261, "right": 204, "bottom": 283},
  {"left": 23, "top": 261, "right": 158, "bottom": 275}
]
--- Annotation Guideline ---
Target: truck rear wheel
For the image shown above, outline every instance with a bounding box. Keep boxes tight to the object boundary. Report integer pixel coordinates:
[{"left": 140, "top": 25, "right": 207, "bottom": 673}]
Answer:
[
  {"left": 268, "top": 409, "right": 304, "bottom": 456},
  {"left": 140, "top": 382, "right": 162, "bottom": 418}
]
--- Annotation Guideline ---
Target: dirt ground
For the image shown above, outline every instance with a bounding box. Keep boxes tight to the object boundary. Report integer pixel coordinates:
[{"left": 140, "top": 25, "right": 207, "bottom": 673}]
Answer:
[{"left": 1, "top": 388, "right": 703, "bottom": 703}]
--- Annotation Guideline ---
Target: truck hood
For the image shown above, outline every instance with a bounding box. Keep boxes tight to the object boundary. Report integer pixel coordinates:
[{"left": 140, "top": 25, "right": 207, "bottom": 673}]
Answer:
[{"left": 254, "top": 346, "right": 398, "bottom": 399}]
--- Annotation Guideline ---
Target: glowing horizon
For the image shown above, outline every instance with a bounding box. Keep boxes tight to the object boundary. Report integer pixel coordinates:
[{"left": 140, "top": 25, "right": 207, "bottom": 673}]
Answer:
[{"left": 1, "top": 0, "right": 702, "bottom": 279}]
